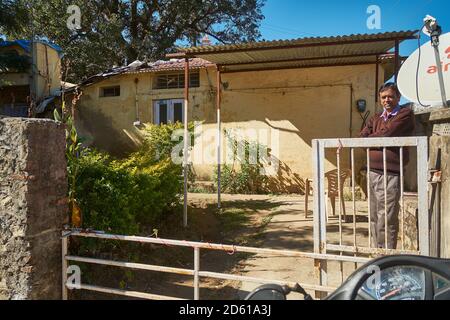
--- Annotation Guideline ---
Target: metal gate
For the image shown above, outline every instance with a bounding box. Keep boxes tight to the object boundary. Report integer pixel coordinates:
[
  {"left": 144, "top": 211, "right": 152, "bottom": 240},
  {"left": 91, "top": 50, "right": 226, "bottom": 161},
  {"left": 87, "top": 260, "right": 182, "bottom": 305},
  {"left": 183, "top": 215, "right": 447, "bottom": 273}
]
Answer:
[
  {"left": 62, "top": 230, "right": 370, "bottom": 300},
  {"left": 312, "top": 137, "right": 429, "bottom": 295}
]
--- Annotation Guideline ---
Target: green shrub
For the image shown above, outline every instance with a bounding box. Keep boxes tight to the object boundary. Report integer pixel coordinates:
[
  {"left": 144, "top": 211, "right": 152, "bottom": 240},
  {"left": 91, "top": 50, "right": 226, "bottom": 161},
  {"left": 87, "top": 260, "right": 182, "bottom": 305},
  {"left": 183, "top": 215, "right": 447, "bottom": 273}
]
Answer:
[
  {"left": 72, "top": 123, "right": 199, "bottom": 235},
  {"left": 214, "top": 131, "right": 269, "bottom": 194},
  {"left": 137, "top": 122, "right": 196, "bottom": 162},
  {"left": 76, "top": 154, "right": 182, "bottom": 234},
  {"left": 74, "top": 150, "right": 139, "bottom": 235},
  {"left": 126, "top": 122, "right": 197, "bottom": 186}
]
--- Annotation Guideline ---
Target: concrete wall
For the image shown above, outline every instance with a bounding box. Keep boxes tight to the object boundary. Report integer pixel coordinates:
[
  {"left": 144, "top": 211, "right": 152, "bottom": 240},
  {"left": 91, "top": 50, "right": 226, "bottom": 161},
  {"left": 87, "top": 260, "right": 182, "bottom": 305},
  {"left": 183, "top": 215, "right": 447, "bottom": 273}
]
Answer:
[
  {"left": 76, "top": 64, "right": 386, "bottom": 192},
  {"left": 0, "top": 117, "right": 67, "bottom": 300}
]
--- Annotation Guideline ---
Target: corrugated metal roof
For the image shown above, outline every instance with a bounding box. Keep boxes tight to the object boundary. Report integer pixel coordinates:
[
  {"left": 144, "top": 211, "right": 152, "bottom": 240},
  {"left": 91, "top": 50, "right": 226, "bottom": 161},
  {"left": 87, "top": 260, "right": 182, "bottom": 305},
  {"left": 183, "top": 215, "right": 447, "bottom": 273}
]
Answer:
[
  {"left": 178, "top": 31, "right": 418, "bottom": 54},
  {"left": 170, "top": 30, "right": 418, "bottom": 72}
]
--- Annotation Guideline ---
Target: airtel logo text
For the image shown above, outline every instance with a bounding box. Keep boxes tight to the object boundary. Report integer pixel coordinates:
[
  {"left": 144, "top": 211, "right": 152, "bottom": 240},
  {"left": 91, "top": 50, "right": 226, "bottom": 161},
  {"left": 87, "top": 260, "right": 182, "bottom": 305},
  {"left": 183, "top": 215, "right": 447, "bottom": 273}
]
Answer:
[{"left": 427, "top": 46, "right": 450, "bottom": 74}]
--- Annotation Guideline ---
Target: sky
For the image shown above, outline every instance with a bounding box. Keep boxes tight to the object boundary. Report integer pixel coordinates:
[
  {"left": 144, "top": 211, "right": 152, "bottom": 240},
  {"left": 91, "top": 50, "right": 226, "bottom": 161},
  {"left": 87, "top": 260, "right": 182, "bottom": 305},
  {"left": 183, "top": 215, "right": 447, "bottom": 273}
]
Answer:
[
  {"left": 3, "top": 0, "right": 448, "bottom": 57},
  {"left": 260, "top": 0, "right": 450, "bottom": 57}
]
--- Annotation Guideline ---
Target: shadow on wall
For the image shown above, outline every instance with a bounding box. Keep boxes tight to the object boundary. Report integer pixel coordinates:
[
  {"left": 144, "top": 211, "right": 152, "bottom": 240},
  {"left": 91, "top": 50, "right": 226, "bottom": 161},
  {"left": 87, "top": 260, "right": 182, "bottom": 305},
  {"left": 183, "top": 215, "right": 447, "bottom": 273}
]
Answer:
[
  {"left": 266, "top": 160, "right": 306, "bottom": 195},
  {"left": 75, "top": 105, "right": 142, "bottom": 158},
  {"left": 211, "top": 85, "right": 358, "bottom": 193}
]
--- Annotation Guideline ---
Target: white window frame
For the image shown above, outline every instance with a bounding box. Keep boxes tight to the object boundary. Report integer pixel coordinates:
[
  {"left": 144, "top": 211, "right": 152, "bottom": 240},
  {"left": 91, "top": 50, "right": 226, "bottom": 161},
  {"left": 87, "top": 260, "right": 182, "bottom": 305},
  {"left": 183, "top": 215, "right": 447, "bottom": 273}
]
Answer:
[{"left": 153, "top": 99, "right": 184, "bottom": 125}]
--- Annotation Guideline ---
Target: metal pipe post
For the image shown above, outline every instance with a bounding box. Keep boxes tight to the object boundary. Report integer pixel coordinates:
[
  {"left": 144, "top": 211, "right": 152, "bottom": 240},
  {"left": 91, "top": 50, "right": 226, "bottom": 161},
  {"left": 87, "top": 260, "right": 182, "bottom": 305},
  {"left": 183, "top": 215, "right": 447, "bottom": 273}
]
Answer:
[{"left": 183, "top": 58, "right": 190, "bottom": 227}]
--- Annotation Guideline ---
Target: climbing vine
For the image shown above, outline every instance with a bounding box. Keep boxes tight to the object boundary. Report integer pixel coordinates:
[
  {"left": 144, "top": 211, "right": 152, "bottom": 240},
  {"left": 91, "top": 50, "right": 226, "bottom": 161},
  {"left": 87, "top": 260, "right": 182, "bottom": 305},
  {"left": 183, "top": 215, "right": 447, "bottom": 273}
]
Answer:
[{"left": 54, "top": 90, "right": 83, "bottom": 227}]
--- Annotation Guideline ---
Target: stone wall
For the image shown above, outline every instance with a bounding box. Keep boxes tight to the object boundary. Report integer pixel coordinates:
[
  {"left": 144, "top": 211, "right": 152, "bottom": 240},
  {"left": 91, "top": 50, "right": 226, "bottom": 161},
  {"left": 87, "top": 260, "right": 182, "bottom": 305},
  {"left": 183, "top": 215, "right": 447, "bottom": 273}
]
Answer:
[
  {"left": 430, "top": 135, "right": 450, "bottom": 258},
  {"left": 0, "top": 117, "right": 67, "bottom": 300},
  {"left": 403, "top": 196, "right": 419, "bottom": 252}
]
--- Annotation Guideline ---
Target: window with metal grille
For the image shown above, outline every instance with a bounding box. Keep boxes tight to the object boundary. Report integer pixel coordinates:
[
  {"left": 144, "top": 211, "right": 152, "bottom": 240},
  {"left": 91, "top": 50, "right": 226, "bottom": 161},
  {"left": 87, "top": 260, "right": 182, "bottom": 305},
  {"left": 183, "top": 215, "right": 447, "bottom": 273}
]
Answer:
[
  {"left": 100, "top": 86, "right": 120, "bottom": 97},
  {"left": 154, "top": 72, "right": 200, "bottom": 89},
  {"left": 153, "top": 99, "right": 184, "bottom": 125}
]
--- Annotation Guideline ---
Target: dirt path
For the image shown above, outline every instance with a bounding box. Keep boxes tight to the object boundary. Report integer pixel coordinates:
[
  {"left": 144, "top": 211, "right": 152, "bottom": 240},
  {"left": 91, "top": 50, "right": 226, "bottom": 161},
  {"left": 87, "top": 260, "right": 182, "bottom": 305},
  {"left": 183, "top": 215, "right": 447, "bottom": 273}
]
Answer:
[
  {"left": 233, "top": 194, "right": 371, "bottom": 299},
  {"left": 186, "top": 193, "right": 370, "bottom": 300}
]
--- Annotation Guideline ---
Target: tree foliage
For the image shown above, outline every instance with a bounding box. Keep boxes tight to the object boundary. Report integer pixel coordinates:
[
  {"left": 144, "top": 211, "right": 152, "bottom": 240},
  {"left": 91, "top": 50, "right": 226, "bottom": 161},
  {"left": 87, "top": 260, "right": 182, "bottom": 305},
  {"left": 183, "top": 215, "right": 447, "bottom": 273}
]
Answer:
[
  {"left": 0, "top": 0, "right": 28, "bottom": 36},
  {"left": 1, "top": 0, "right": 266, "bottom": 82}
]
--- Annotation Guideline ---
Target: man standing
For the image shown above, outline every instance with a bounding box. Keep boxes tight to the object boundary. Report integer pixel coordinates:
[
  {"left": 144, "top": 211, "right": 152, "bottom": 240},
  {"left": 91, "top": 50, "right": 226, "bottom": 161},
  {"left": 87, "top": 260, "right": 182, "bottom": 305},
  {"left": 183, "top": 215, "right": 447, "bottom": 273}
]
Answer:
[{"left": 360, "top": 83, "right": 415, "bottom": 249}]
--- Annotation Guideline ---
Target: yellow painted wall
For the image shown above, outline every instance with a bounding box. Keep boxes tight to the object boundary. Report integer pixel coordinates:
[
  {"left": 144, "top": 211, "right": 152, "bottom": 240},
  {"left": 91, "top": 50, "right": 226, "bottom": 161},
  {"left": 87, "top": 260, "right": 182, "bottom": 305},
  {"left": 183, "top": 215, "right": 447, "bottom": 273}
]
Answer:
[
  {"left": 76, "top": 64, "right": 386, "bottom": 192},
  {"left": 193, "top": 64, "right": 385, "bottom": 193},
  {"left": 33, "top": 42, "right": 61, "bottom": 99},
  {"left": 75, "top": 73, "right": 146, "bottom": 156}
]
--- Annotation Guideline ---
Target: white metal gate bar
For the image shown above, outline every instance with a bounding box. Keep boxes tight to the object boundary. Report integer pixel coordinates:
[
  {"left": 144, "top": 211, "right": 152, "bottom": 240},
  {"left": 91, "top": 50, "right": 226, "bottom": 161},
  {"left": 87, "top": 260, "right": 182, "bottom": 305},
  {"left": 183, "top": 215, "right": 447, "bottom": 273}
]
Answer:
[
  {"left": 66, "top": 230, "right": 370, "bottom": 262},
  {"left": 65, "top": 255, "right": 338, "bottom": 293},
  {"left": 312, "top": 139, "right": 327, "bottom": 298},
  {"left": 77, "top": 284, "right": 186, "bottom": 300},
  {"left": 62, "top": 230, "right": 370, "bottom": 300},
  {"left": 313, "top": 136, "right": 429, "bottom": 257}
]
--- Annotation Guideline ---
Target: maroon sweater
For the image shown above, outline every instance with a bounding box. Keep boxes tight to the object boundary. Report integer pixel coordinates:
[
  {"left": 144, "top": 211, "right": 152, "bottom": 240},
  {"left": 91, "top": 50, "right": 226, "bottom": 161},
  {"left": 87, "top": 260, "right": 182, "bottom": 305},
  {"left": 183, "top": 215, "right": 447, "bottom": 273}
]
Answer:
[{"left": 360, "top": 107, "right": 416, "bottom": 174}]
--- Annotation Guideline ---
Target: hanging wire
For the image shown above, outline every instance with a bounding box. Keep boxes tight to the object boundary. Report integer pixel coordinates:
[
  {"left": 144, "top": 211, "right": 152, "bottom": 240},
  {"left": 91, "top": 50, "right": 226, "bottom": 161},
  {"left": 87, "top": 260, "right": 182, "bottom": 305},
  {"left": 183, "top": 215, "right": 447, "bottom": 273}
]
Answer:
[{"left": 416, "top": 24, "right": 431, "bottom": 108}]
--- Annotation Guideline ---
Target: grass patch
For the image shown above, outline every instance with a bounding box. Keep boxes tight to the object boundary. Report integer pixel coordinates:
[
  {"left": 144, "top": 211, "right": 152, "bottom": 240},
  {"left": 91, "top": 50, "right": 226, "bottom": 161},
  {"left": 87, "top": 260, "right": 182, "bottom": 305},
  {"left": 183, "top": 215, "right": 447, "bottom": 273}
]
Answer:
[{"left": 218, "top": 208, "right": 252, "bottom": 235}]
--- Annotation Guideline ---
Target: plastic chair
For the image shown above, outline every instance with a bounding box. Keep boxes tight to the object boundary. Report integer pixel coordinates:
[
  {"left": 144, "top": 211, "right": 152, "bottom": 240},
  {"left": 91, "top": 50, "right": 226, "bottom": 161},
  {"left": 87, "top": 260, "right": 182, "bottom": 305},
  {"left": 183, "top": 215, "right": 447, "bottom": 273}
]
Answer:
[
  {"left": 325, "top": 169, "right": 351, "bottom": 221},
  {"left": 304, "top": 169, "right": 351, "bottom": 221}
]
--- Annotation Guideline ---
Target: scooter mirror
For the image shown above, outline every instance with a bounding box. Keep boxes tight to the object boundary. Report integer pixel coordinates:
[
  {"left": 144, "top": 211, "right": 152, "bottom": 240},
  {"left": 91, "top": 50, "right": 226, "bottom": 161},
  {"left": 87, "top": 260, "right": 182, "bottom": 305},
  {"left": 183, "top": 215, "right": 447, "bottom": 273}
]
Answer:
[{"left": 244, "top": 284, "right": 287, "bottom": 300}]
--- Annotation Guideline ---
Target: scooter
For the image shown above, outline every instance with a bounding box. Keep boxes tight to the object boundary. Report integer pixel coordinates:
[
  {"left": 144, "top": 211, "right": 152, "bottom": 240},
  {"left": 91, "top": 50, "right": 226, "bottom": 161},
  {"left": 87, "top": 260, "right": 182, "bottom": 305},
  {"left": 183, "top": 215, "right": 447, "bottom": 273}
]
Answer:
[{"left": 245, "top": 255, "right": 450, "bottom": 300}]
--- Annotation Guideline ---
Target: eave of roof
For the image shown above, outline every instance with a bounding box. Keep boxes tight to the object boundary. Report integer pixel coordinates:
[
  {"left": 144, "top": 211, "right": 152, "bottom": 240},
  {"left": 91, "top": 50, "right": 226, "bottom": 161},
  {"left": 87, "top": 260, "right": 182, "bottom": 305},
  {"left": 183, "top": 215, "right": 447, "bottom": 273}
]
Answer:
[
  {"left": 167, "top": 30, "right": 418, "bottom": 73},
  {"left": 76, "top": 58, "right": 213, "bottom": 88}
]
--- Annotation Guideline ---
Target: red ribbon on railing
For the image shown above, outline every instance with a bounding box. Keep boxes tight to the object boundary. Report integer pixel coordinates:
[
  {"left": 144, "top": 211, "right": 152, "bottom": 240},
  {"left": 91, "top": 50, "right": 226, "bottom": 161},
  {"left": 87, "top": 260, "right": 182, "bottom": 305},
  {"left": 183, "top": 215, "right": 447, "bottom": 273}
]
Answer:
[{"left": 222, "top": 244, "right": 236, "bottom": 255}]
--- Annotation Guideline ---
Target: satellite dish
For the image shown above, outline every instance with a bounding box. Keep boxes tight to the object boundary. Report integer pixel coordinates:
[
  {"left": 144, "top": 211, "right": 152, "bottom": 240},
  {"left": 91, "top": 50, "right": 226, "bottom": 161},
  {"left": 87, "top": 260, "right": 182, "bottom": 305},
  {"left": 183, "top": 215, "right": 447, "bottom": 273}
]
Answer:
[{"left": 397, "top": 32, "right": 450, "bottom": 105}]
